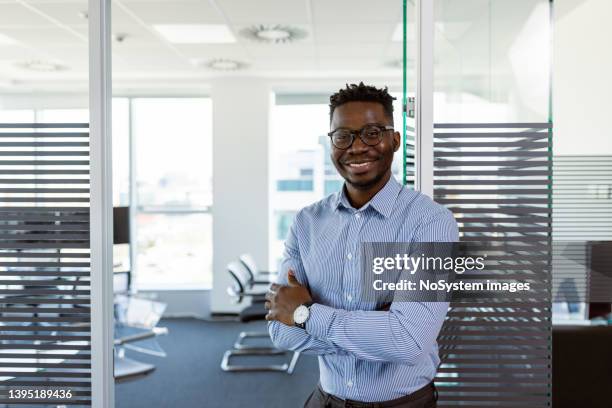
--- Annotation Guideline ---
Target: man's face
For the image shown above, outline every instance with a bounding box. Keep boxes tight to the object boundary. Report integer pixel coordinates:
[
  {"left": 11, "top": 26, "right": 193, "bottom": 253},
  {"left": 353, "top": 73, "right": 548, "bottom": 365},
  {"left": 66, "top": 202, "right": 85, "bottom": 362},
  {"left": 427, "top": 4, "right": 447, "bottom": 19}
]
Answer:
[{"left": 330, "top": 101, "right": 400, "bottom": 190}]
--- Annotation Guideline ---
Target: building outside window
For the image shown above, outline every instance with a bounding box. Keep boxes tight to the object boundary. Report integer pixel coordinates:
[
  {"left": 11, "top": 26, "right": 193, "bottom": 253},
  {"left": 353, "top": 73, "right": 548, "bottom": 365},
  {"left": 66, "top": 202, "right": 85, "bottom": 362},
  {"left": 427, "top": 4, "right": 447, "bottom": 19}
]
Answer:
[
  {"left": 5, "top": 98, "right": 214, "bottom": 289},
  {"left": 131, "top": 98, "right": 213, "bottom": 289}
]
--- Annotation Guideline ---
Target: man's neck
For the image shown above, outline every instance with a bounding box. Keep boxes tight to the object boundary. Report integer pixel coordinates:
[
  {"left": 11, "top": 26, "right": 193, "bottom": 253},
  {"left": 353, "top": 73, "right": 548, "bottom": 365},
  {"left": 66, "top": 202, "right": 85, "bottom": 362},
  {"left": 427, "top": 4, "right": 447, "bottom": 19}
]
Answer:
[{"left": 345, "top": 171, "right": 392, "bottom": 209}]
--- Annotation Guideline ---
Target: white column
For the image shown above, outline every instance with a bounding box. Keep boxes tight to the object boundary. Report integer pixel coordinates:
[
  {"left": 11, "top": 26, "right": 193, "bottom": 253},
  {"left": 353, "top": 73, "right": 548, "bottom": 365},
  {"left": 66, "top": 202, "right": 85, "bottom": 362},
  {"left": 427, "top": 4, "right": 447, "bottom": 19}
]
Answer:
[
  {"left": 415, "top": 0, "right": 434, "bottom": 197},
  {"left": 88, "top": 0, "right": 114, "bottom": 406},
  {"left": 210, "top": 78, "right": 271, "bottom": 313}
]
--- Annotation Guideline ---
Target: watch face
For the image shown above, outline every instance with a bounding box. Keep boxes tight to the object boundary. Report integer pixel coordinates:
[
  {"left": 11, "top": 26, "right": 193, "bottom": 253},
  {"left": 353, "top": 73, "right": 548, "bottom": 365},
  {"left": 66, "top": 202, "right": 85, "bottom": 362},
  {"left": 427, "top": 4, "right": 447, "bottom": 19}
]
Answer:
[{"left": 293, "top": 305, "right": 309, "bottom": 324}]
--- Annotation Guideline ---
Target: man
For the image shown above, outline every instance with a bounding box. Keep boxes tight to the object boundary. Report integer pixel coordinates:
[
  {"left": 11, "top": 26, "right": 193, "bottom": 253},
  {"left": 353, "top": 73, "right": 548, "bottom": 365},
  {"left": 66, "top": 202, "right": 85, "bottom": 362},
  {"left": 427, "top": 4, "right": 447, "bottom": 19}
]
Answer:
[{"left": 265, "top": 83, "right": 458, "bottom": 408}]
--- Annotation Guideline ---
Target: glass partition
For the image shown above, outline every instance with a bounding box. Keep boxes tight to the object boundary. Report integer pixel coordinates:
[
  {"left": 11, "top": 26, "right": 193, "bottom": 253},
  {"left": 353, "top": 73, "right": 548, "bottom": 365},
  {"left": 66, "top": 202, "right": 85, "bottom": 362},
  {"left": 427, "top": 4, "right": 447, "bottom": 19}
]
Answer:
[
  {"left": 416, "top": 1, "right": 554, "bottom": 407},
  {"left": 0, "top": 0, "right": 94, "bottom": 404}
]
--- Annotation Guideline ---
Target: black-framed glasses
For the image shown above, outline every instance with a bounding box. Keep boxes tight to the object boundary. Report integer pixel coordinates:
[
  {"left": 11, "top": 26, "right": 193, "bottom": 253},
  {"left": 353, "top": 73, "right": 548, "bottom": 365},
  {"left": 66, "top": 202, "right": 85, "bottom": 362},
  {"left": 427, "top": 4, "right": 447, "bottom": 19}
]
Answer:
[{"left": 328, "top": 124, "right": 394, "bottom": 150}]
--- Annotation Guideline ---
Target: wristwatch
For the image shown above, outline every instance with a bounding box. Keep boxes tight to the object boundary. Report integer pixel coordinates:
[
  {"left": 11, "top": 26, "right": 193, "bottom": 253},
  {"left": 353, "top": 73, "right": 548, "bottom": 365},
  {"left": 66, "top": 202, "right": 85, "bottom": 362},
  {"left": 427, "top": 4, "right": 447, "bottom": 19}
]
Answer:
[{"left": 293, "top": 301, "right": 314, "bottom": 329}]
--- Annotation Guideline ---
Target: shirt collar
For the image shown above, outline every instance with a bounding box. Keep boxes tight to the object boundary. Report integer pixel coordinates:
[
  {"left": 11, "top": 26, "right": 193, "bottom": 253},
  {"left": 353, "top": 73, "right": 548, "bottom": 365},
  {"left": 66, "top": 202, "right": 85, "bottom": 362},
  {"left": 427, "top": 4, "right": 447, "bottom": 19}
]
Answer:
[{"left": 333, "top": 175, "right": 402, "bottom": 218}]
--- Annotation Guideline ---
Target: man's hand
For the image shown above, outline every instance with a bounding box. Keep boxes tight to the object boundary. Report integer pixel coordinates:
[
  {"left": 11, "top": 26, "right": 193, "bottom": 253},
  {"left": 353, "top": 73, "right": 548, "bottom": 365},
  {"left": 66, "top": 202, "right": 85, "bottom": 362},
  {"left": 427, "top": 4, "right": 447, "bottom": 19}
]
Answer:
[{"left": 264, "top": 270, "right": 312, "bottom": 326}]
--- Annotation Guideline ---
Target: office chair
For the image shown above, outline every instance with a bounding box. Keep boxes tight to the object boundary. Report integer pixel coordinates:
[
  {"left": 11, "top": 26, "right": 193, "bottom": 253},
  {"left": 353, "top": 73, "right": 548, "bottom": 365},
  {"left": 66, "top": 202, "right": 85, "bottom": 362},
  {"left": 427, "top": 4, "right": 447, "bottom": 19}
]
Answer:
[
  {"left": 113, "top": 206, "right": 132, "bottom": 294},
  {"left": 239, "top": 253, "right": 277, "bottom": 285},
  {"left": 221, "top": 261, "right": 300, "bottom": 373}
]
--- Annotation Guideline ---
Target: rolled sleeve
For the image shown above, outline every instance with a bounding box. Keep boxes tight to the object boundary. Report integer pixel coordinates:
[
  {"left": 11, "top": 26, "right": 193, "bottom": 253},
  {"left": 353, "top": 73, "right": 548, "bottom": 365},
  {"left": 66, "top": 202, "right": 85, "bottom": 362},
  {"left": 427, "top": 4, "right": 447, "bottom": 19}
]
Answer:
[
  {"left": 267, "top": 212, "right": 344, "bottom": 356},
  {"left": 305, "top": 303, "right": 336, "bottom": 340}
]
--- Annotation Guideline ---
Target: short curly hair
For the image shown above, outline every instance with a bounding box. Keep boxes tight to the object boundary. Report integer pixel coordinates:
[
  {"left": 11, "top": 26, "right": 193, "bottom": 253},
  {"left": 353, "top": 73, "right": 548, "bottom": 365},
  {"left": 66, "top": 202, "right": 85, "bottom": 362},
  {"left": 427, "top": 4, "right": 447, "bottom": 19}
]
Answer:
[{"left": 329, "top": 82, "right": 396, "bottom": 124}]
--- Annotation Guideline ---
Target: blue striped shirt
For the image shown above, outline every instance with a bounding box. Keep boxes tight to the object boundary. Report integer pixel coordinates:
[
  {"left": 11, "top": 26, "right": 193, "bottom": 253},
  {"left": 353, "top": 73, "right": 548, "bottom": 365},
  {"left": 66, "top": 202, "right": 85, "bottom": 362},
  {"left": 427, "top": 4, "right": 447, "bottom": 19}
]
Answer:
[{"left": 268, "top": 176, "right": 458, "bottom": 402}]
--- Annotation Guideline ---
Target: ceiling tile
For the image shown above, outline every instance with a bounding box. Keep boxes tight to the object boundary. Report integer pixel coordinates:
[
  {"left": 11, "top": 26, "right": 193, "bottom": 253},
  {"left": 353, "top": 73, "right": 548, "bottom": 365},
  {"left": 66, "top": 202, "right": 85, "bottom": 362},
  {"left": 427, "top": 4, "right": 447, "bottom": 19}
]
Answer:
[
  {"left": 311, "top": 0, "right": 403, "bottom": 24},
  {"left": 0, "top": 3, "right": 57, "bottom": 27},
  {"left": 0, "top": 27, "right": 85, "bottom": 46},
  {"left": 251, "top": 56, "right": 317, "bottom": 71},
  {"left": 116, "top": 1, "right": 225, "bottom": 25},
  {"left": 113, "top": 51, "right": 191, "bottom": 71},
  {"left": 215, "top": 0, "right": 310, "bottom": 24},
  {"left": 172, "top": 44, "right": 246, "bottom": 60},
  {"left": 111, "top": 24, "right": 167, "bottom": 45},
  {"left": 24, "top": 1, "right": 143, "bottom": 27},
  {"left": 316, "top": 43, "right": 386, "bottom": 58},
  {"left": 245, "top": 43, "right": 315, "bottom": 58},
  {"left": 21, "top": 1, "right": 89, "bottom": 26},
  {"left": 314, "top": 23, "right": 395, "bottom": 45}
]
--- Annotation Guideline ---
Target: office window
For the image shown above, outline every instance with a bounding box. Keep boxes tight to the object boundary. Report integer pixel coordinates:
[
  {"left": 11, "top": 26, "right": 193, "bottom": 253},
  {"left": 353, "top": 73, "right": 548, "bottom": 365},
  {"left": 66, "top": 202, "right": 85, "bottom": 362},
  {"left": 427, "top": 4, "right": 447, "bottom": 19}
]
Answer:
[
  {"left": 276, "top": 211, "right": 297, "bottom": 241},
  {"left": 136, "top": 212, "right": 212, "bottom": 287},
  {"left": 132, "top": 98, "right": 212, "bottom": 288},
  {"left": 300, "top": 168, "right": 313, "bottom": 176},
  {"left": 277, "top": 179, "right": 314, "bottom": 192},
  {"left": 324, "top": 179, "right": 344, "bottom": 196},
  {"left": 0, "top": 109, "right": 35, "bottom": 123}
]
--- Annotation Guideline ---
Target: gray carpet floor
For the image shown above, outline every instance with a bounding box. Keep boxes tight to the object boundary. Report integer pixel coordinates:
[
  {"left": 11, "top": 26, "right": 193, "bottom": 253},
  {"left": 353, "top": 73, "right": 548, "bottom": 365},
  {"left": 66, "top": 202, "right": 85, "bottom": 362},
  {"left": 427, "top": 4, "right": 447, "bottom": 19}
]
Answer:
[{"left": 116, "top": 318, "right": 319, "bottom": 408}]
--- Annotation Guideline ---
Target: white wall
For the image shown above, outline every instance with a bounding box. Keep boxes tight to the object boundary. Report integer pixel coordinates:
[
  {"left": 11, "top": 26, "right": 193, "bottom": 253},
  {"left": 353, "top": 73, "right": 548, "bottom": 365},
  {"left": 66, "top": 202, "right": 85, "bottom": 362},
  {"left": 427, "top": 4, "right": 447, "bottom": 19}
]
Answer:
[
  {"left": 210, "top": 78, "right": 271, "bottom": 313},
  {"left": 0, "top": 93, "right": 88, "bottom": 110},
  {"left": 554, "top": 0, "right": 612, "bottom": 155}
]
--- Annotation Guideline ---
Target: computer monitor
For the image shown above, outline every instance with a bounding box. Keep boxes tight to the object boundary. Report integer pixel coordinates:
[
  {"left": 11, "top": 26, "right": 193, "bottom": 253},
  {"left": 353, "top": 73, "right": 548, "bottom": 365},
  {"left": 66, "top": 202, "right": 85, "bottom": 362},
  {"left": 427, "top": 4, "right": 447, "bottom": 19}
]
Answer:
[{"left": 113, "top": 206, "right": 130, "bottom": 245}]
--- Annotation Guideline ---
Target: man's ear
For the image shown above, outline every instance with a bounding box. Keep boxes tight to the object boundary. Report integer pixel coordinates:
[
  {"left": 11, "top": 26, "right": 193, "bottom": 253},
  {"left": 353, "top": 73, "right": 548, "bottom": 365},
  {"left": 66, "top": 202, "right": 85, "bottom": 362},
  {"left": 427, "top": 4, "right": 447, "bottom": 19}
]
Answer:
[{"left": 393, "top": 131, "right": 401, "bottom": 152}]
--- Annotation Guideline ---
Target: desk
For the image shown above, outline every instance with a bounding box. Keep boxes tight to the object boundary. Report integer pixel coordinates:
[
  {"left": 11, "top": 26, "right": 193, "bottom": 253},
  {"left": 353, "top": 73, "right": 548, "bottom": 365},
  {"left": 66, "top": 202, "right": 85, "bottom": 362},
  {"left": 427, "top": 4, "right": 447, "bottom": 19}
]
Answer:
[{"left": 552, "top": 324, "right": 612, "bottom": 408}]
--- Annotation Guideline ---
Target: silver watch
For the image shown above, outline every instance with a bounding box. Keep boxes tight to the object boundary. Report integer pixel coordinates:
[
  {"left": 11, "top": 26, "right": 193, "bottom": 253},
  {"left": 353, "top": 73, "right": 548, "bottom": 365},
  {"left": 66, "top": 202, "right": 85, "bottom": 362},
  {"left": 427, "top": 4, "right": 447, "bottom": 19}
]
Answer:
[{"left": 293, "top": 302, "right": 314, "bottom": 329}]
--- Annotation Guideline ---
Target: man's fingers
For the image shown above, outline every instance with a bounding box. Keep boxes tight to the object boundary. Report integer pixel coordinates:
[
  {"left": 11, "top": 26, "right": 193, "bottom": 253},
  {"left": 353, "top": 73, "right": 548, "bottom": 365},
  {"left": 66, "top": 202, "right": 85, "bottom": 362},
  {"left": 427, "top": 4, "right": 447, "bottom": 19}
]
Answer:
[
  {"left": 269, "top": 283, "right": 280, "bottom": 292},
  {"left": 287, "top": 270, "right": 300, "bottom": 287},
  {"left": 265, "top": 291, "right": 274, "bottom": 301},
  {"left": 264, "top": 301, "right": 271, "bottom": 310},
  {"left": 265, "top": 311, "right": 276, "bottom": 321},
  {"left": 377, "top": 302, "right": 392, "bottom": 311}
]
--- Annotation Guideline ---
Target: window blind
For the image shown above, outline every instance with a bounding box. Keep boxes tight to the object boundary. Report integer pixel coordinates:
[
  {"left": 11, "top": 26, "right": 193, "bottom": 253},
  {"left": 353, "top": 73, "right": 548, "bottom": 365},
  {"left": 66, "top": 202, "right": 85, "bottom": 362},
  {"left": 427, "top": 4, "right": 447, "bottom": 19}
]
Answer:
[
  {"left": 552, "top": 155, "right": 612, "bottom": 304},
  {"left": 432, "top": 122, "right": 552, "bottom": 407},
  {"left": 0, "top": 123, "right": 91, "bottom": 405}
]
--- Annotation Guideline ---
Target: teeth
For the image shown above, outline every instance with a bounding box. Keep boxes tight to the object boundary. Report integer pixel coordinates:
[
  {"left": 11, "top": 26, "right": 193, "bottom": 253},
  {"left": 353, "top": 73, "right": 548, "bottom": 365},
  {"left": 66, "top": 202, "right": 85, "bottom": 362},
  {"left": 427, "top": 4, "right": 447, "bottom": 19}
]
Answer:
[{"left": 349, "top": 162, "right": 370, "bottom": 167}]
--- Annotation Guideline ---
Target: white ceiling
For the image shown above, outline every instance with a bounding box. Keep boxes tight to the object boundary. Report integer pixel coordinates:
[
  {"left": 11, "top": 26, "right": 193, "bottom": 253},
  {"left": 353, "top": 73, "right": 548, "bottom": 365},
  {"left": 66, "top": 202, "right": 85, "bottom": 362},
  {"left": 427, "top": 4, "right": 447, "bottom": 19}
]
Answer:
[
  {"left": 0, "top": 0, "right": 405, "bottom": 92},
  {"left": 0, "top": 0, "right": 564, "bottom": 95}
]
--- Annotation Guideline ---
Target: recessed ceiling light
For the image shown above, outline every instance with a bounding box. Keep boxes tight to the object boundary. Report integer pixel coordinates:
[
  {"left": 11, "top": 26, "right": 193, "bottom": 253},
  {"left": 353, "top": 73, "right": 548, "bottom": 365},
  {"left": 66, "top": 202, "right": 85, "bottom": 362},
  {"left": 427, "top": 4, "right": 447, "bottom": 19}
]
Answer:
[
  {"left": 205, "top": 59, "right": 247, "bottom": 71},
  {"left": 240, "top": 24, "right": 307, "bottom": 44},
  {"left": 0, "top": 32, "right": 18, "bottom": 45},
  {"left": 16, "top": 60, "right": 67, "bottom": 72},
  {"left": 153, "top": 24, "right": 236, "bottom": 44}
]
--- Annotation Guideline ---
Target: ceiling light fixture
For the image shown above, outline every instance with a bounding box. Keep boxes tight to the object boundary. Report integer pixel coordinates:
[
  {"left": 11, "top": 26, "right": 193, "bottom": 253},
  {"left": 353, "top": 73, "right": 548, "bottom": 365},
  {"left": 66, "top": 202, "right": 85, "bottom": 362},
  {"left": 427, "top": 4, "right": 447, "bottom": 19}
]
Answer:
[
  {"left": 153, "top": 24, "right": 236, "bottom": 44},
  {"left": 240, "top": 24, "right": 307, "bottom": 44},
  {"left": 205, "top": 59, "right": 247, "bottom": 71},
  {"left": 16, "top": 60, "right": 67, "bottom": 72}
]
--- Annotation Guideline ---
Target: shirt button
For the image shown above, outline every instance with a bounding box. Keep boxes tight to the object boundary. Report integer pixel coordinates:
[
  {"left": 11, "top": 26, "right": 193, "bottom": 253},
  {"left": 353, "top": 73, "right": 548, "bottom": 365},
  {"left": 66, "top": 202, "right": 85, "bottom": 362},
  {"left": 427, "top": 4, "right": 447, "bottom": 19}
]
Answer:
[
  {"left": 347, "top": 380, "right": 354, "bottom": 387},
  {"left": 355, "top": 213, "right": 361, "bottom": 219},
  {"left": 347, "top": 253, "right": 352, "bottom": 260},
  {"left": 346, "top": 294, "right": 353, "bottom": 302}
]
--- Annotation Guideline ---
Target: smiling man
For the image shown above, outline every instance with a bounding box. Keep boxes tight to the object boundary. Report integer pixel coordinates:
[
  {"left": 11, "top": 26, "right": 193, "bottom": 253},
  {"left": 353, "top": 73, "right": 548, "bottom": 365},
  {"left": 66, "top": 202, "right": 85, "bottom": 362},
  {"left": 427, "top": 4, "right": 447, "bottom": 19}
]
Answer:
[{"left": 265, "top": 83, "right": 458, "bottom": 408}]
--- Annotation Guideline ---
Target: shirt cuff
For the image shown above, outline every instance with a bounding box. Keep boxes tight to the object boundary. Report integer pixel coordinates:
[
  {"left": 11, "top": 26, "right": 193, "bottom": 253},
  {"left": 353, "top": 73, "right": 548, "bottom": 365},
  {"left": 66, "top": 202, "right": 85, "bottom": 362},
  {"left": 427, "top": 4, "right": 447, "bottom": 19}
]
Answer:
[{"left": 306, "top": 303, "right": 336, "bottom": 340}]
